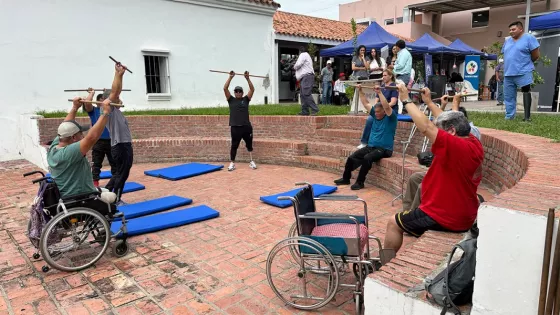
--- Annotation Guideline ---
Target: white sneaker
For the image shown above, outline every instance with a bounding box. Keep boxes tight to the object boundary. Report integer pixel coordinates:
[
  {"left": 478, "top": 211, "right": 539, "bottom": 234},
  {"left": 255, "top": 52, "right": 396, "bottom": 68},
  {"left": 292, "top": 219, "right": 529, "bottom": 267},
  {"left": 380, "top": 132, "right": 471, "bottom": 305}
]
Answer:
[
  {"left": 357, "top": 143, "right": 367, "bottom": 149},
  {"left": 228, "top": 162, "right": 236, "bottom": 171},
  {"left": 249, "top": 161, "right": 257, "bottom": 169}
]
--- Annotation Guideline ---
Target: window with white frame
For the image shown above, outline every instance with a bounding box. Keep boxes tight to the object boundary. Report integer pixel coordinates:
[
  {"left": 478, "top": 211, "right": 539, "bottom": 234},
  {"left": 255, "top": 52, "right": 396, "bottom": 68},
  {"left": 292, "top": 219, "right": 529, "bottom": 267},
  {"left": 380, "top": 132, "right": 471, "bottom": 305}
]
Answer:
[
  {"left": 472, "top": 10, "right": 489, "bottom": 28},
  {"left": 142, "top": 50, "right": 171, "bottom": 100},
  {"left": 384, "top": 18, "right": 394, "bottom": 25}
]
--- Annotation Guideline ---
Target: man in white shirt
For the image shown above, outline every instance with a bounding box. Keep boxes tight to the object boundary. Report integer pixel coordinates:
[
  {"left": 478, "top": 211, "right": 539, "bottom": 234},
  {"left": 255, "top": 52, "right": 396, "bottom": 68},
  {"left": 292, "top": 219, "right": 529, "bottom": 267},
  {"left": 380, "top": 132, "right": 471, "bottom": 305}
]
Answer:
[
  {"left": 294, "top": 46, "right": 319, "bottom": 116},
  {"left": 333, "top": 73, "right": 348, "bottom": 105}
]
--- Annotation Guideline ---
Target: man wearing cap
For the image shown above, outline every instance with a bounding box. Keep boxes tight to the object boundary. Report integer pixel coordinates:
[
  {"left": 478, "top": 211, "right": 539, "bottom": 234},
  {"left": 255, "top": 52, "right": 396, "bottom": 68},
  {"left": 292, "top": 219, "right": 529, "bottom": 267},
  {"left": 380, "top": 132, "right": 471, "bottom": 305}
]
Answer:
[
  {"left": 321, "top": 60, "right": 334, "bottom": 105},
  {"left": 82, "top": 88, "right": 115, "bottom": 187},
  {"left": 47, "top": 97, "right": 115, "bottom": 203},
  {"left": 223, "top": 70, "right": 257, "bottom": 172}
]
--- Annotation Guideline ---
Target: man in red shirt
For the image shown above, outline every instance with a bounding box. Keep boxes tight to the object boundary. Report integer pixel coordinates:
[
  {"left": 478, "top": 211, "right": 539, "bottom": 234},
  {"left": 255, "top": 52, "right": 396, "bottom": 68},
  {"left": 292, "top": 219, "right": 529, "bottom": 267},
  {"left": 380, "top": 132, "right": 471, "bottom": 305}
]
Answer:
[{"left": 383, "top": 84, "right": 484, "bottom": 254}]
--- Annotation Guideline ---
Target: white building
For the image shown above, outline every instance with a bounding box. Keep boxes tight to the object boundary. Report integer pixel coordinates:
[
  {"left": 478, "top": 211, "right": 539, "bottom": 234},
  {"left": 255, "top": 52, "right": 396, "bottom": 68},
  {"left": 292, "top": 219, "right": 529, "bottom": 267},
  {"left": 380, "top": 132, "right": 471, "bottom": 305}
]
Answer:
[{"left": 0, "top": 0, "right": 279, "bottom": 161}]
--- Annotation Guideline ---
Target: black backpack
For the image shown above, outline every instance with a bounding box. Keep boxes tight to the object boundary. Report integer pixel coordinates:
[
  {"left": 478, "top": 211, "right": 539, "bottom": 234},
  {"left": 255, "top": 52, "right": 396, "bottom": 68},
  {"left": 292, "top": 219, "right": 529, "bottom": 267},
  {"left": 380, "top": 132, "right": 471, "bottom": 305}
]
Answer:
[{"left": 425, "top": 238, "right": 477, "bottom": 315}]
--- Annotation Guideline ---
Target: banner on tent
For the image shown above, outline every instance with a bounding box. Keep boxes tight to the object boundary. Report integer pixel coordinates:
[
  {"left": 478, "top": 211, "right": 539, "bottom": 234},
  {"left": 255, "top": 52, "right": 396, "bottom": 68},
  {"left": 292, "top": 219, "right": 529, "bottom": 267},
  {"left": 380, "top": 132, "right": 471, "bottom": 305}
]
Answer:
[
  {"left": 424, "top": 54, "right": 432, "bottom": 83},
  {"left": 464, "top": 55, "right": 480, "bottom": 90}
]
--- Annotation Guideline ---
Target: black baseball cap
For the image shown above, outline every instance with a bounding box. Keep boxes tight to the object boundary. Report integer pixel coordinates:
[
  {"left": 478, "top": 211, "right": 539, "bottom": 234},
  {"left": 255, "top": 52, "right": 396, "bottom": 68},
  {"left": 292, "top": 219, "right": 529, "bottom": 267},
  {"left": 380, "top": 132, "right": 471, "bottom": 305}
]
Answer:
[{"left": 234, "top": 86, "right": 243, "bottom": 92}]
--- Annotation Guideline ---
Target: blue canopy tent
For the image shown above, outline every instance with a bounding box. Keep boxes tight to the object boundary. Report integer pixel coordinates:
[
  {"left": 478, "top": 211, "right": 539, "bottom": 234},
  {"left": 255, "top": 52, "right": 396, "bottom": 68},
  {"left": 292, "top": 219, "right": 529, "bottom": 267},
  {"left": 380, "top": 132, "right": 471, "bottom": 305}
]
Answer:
[
  {"left": 529, "top": 11, "right": 560, "bottom": 31},
  {"left": 411, "top": 33, "right": 463, "bottom": 54},
  {"left": 449, "top": 39, "right": 497, "bottom": 60},
  {"left": 320, "top": 22, "right": 428, "bottom": 57}
]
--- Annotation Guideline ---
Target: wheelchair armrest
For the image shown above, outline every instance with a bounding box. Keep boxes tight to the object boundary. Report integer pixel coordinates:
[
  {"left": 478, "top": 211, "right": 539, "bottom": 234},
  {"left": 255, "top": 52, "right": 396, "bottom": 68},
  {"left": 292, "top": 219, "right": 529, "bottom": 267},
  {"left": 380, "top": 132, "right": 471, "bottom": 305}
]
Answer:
[
  {"left": 315, "top": 195, "right": 360, "bottom": 201},
  {"left": 300, "top": 213, "right": 361, "bottom": 224},
  {"left": 62, "top": 191, "right": 101, "bottom": 202}
]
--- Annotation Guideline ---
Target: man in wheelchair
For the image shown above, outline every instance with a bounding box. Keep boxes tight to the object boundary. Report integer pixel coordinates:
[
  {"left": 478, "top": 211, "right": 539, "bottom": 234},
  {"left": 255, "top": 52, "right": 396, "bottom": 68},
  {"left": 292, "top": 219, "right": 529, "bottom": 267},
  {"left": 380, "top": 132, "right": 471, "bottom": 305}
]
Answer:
[
  {"left": 47, "top": 64, "right": 127, "bottom": 206},
  {"left": 384, "top": 84, "right": 484, "bottom": 254}
]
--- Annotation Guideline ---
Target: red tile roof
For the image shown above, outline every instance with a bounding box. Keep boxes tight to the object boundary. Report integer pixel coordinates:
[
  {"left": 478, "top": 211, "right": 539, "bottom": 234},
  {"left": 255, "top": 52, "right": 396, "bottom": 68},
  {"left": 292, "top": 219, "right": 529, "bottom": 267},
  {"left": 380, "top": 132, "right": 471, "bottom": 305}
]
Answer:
[
  {"left": 248, "top": 0, "right": 280, "bottom": 8},
  {"left": 273, "top": 11, "right": 413, "bottom": 42}
]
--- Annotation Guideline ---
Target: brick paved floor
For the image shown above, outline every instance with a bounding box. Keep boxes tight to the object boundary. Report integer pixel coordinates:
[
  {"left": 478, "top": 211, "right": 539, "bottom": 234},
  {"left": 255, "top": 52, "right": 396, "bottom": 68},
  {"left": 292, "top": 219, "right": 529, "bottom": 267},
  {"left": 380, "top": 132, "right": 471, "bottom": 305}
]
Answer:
[{"left": 0, "top": 160, "right": 492, "bottom": 315}]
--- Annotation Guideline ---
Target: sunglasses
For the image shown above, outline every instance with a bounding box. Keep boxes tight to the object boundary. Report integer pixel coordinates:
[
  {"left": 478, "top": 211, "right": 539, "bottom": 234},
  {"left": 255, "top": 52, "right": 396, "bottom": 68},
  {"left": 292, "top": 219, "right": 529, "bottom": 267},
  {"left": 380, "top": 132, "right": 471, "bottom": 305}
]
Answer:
[{"left": 234, "top": 90, "right": 243, "bottom": 93}]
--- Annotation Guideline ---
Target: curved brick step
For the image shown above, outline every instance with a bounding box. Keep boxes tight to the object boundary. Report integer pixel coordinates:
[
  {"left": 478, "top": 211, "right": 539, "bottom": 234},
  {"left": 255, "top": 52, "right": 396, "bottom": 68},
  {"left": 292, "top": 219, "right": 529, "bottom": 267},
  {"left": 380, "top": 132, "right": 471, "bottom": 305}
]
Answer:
[
  {"left": 306, "top": 142, "right": 357, "bottom": 159},
  {"left": 315, "top": 129, "right": 362, "bottom": 145}
]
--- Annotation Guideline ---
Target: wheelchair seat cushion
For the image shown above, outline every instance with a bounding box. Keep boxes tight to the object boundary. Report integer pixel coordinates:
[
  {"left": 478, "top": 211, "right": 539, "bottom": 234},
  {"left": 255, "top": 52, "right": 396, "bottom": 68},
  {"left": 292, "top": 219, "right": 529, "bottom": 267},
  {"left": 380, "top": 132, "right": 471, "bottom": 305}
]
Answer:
[{"left": 310, "top": 223, "right": 369, "bottom": 257}]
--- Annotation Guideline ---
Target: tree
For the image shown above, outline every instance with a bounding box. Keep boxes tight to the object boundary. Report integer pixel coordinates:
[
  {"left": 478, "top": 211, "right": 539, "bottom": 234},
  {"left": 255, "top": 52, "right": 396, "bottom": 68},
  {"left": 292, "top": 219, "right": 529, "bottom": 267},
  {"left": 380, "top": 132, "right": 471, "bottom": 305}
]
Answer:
[{"left": 486, "top": 40, "right": 552, "bottom": 88}]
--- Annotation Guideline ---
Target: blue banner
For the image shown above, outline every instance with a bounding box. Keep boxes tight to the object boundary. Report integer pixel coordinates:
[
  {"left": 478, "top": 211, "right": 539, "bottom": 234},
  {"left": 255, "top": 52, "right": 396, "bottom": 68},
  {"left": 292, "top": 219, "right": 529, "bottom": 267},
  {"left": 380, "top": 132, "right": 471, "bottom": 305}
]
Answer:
[
  {"left": 424, "top": 54, "right": 432, "bottom": 83},
  {"left": 464, "top": 55, "right": 480, "bottom": 91}
]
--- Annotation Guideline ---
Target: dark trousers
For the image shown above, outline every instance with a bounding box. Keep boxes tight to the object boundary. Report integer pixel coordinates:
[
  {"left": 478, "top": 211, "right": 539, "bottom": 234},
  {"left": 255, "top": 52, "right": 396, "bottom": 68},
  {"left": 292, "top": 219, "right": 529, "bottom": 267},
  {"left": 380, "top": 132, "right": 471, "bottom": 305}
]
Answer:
[
  {"left": 342, "top": 146, "right": 392, "bottom": 183},
  {"left": 231, "top": 125, "right": 253, "bottom": 161},
  {"left": 91, "top": 139, "right": 115, "bottom": 181},
  {"left": 105, "top": 142, "right": 133, "bottom": 200},
  {"left": 300, "top": 74, "right": 319, "bottom": 115}
]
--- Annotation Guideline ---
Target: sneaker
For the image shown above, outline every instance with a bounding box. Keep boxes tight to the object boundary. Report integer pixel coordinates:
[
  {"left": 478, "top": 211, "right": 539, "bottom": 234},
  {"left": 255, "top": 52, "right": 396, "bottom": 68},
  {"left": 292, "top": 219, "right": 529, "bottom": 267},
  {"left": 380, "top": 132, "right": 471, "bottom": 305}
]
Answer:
[
  {"left": 249, "top": 161, "right": 257, "bottom": 169},
  {"left": 356, "top": 144, "right": 367, "bottom": 149},
  {"left": 334, "top": 178, "right": 350, "bottom": 185},
  {"left": 93, "top": 180, "right": 99, "bottom": 187},
  {"left": 228, "top": 162, "right": 236, "bottom": 171},
  {"left": 351, "top": 182, "right": 365, "bottom": 190}
]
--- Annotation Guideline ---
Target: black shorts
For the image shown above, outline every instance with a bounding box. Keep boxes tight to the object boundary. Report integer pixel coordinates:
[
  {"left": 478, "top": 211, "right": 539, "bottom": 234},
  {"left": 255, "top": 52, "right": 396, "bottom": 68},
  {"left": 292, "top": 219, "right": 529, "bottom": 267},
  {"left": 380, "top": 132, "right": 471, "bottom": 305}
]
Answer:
[{"left": 395, "top": 208, "right": 445, "bottom": 237}]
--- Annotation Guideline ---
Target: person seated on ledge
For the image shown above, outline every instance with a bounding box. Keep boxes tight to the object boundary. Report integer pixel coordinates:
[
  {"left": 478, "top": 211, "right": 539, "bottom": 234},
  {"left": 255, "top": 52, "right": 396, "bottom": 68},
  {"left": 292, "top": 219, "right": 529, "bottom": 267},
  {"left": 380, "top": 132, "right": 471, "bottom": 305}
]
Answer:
[
  {"left": 357, "top": 69, "right": 399, "bottom": 149},
  {"left": 402, "top": 90, "right": 482, "bottom": 213},
  {"left": 334, "top": 83, "right": 397, "bottom": 190},
  {"left": 47, "top": 67, "right": 126, "bottom": 204},
  {"left": 384, "top": 84, "right": 484, "bottom": 255}
]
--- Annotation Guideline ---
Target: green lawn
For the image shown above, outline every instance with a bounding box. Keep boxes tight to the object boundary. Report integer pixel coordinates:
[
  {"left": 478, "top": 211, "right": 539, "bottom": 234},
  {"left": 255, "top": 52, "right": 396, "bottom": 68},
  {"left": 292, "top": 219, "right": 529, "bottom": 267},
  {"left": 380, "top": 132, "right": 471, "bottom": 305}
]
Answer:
[
  {"left": 36, "top": 105, "right": 560, "bottom": 141},
  {"left": 36, "top": 104, "right": 350, "bottom": 118}
]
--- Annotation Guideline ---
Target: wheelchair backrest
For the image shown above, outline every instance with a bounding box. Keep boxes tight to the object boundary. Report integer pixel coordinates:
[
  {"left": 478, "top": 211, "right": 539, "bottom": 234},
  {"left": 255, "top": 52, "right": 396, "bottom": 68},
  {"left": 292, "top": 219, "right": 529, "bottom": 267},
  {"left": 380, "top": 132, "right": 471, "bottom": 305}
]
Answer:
[
  {"left": 293, "top": 185, "right": 317, "bottom": 236},
  {"left": 42, "top": 181, "right": 61, "bottom": 212}
]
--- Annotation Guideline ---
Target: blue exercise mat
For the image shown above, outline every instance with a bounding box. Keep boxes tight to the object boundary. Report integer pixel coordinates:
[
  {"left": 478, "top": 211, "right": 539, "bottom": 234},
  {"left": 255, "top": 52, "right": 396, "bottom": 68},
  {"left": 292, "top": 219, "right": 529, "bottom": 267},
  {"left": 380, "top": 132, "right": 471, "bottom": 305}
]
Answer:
[
  {"left": 46, "top": 171, "right": 112, "bottom": 179},
  {"left": 117, "top": 195, "right": 192, "bottom": 219},
  {"left": 122, "top": 182, "right": 145, "bottom": 194},
  {"left": 397, "top": 114, "right": 413, "bottom": 122},
  {"left": 144, "top": 163, "right": 224, "bottom": 181},
  {"left": 111, "top": 205, "right": 220, "bottom": 237},
  {"left": 260, "top": 184, "right": 338, "bottom": 208}
]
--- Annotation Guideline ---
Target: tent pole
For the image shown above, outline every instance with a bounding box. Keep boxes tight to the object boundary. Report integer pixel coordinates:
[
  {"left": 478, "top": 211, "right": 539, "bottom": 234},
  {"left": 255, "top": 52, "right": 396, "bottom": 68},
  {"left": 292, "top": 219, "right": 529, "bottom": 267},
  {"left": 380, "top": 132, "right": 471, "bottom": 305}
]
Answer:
[{"left": 525, "top": 0, "right": 532, "bottom": 33}]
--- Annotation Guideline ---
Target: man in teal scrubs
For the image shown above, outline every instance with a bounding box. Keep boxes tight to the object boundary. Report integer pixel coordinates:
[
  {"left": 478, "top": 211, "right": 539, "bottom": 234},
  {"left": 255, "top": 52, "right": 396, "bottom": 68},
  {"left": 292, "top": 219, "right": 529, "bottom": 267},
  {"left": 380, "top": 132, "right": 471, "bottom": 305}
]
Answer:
[{"left": 502, "top": 21, "right": 540, "bottom": 121}]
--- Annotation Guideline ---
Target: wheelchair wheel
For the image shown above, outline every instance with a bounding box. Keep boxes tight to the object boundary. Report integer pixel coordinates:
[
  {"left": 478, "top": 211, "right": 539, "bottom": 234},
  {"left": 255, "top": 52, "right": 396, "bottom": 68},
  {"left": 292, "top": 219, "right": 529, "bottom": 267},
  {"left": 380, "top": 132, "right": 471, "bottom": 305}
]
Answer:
[
  {"left": 266, "top": 237, "right": 339, "bottom": 311},
  {"left": 112, "top": 240, "right": 128, "bottom": 257},
  {"left": 287, "top": 223, "right": 346, "bottom": 276},
  {"left": 40, "top": 207, "right": 110, "bottom": 272}
]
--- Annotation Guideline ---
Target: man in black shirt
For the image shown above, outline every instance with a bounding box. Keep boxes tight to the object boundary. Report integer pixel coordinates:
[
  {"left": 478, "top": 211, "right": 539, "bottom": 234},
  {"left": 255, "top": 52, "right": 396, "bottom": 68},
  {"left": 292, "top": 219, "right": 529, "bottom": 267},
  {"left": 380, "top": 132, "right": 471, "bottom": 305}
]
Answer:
[{"left": 224, "top": 71, "right": 257, "bottom": 171}]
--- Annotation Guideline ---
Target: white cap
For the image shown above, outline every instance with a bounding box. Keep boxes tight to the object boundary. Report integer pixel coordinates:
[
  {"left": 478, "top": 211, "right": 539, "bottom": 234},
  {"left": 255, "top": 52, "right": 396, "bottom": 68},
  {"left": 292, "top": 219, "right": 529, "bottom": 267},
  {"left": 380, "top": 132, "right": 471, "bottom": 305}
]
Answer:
[
  {"left": 57, "top": 120, "right": 90, "bottom": 138},
  {"left": 499, "top": 58, "right": 504, "bottom": 62},
  {"left": 327, "top": 60, "right": 332, "bottom": 64}
]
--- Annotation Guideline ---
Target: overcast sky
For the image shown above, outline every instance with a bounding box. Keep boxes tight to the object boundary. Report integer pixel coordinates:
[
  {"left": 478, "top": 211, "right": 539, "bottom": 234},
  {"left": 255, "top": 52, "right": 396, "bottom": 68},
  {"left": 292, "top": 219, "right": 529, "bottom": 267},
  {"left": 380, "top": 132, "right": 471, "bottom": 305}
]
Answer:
[{"left": 277, "top": 0, "right": 356, "bottom": 20}]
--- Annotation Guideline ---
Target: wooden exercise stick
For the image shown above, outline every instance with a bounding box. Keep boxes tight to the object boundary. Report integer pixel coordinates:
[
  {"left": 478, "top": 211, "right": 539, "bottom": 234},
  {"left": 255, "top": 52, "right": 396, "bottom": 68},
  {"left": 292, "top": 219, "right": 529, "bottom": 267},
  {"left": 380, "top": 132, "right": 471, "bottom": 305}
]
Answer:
[
  {"left": 209, "top": 70, "right": 268, "bottom": 79},
  {"left": 109, "top": 56, "right": 133, "bottom": 74},
  {"left": 64, "top": 89, "right": 131, "bottom": 92},
  {"left": 68, "top": 99, "right": 124, "bottom": 108},
  {"left": 345, "top": 83, "right": 437, "bottom": 95}
]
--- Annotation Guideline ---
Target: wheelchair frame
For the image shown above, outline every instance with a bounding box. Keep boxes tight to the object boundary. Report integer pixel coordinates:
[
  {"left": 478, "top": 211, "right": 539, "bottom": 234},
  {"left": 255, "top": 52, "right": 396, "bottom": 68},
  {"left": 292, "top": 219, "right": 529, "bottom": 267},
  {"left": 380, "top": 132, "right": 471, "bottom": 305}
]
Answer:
[
  {"left": 24, "top": 170, "right": 129, "bottom": 273},
  {"left": 266, "top": 182, "right": 388, "bottom": 315}
]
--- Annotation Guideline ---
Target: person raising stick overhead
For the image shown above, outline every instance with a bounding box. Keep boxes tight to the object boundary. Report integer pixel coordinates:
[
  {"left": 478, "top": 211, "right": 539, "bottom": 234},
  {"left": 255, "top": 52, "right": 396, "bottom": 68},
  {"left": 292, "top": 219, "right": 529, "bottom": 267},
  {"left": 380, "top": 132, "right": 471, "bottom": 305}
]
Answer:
[
  {"left": 103, "top": 63, "right": 131, "bottom": 205},
  {"left": 224, "top": 70, "right": 257, "bottom": 171},
  {"left": 82, "top": 88, "right": 115, "bottom": 188}
]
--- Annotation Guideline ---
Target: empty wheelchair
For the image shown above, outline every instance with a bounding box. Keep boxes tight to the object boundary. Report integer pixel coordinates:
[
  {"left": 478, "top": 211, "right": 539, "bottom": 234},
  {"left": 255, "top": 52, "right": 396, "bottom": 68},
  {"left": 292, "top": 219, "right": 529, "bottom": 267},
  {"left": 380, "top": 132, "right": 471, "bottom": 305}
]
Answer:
[
  {"left": 24, "top": 171, "right": 129, "bottom": 273},
  {"left": 266, "top": 182, "right": 393, "bottom": 314}
]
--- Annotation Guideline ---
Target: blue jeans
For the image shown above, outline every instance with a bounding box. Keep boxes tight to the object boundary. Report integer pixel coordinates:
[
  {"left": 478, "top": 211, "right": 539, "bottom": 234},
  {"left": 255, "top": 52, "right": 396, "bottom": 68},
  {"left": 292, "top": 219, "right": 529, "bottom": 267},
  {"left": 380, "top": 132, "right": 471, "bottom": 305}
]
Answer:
[
  {"left": 497, "top": 81, "right": 504, "bottom": 103},
  {"left": 322, "top": 81, "right": 332, "bottom": 105},
  {"left": 361, "top": 115, "right": 374, "bottom": 145},
  {"left": 504, "top": 73, "right": 533, "bottom": 119}
]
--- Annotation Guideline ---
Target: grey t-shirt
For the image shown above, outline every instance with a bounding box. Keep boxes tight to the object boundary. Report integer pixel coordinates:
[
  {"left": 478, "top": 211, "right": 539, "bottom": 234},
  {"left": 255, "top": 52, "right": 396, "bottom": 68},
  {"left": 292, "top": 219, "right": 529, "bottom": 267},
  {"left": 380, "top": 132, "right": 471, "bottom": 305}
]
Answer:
[
  {"left": 108, "top": 108, "right": 132, "bottom": 146},
  {"left": 352, "top": 56, "right": 370, "bottom": 79}
]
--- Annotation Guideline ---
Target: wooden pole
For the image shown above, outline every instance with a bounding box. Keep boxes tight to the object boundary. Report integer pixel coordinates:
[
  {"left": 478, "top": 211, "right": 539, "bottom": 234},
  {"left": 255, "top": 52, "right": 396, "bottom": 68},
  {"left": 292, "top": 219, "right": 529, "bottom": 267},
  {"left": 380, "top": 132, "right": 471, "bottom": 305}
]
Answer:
[
  {"left": 109, "top": 56, "right": 133, "bottom": 73},
  {"left": 68, "top": 99, "right": 124, "bottom": 107},
  {"left": 64, "top": 89, "right": 131, "bottom": 92},
  {"left": 209, "top": 70, "right": 268, "bottom": 79},
  {"left": 545, "top": 212, "right": 560, "bottom": 315},
  {"left": 541, "top": 208, "right": 555, "bottom": 315}
]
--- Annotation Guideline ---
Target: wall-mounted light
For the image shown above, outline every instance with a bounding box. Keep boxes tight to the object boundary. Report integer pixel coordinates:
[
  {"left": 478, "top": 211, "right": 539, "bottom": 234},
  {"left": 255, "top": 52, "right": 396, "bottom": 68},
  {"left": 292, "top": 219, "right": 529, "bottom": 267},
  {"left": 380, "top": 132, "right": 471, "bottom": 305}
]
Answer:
[{"left": 497, "top": 30, "right": 502, "bottom": 37}]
